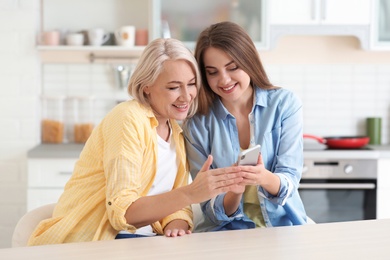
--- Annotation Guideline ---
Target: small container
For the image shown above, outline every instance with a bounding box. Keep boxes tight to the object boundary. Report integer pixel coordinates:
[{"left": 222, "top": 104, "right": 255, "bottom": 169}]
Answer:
[
  {"left": 41, "top": 96, "right": 65, "bottom": 143},
  {"left": 366, "top": 117, "right": 382, "bottom": 145},
  {"left": 70, "top": 96, "right": 95, "bottom": 143}
]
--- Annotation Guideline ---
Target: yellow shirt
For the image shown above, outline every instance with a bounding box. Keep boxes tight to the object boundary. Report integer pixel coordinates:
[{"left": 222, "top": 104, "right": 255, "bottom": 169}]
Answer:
[{"left": 28, "top": 100, "right": 193, "bottom": 246}]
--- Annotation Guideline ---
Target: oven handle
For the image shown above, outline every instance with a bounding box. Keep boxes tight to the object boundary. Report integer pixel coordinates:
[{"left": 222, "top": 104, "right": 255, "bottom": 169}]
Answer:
[{"left": 299, "top": 183, "right": 376, "bottom": 190}]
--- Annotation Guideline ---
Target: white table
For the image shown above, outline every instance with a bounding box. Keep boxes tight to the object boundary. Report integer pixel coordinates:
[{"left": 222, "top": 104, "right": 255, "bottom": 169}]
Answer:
[{"left": 2, "top": 219, "right": 390, "bottom": 259}]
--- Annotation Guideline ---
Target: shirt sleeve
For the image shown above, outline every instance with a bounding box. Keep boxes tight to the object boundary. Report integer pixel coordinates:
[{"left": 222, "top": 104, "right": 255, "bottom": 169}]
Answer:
[
  {"left": 259, "top": 91, "right": 303, "bottom": 206},
  {"left": 102, "top": 105, "right": 149, "bottom": 232}
]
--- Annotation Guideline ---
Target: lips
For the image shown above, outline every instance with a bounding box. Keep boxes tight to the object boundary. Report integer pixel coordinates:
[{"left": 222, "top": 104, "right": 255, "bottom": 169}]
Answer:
[
  {"left": 173, "top": 103, "right": 189, "bottom": 111},
  {"left": 220, "top": 83, "right": 236, "bottom": 93}
]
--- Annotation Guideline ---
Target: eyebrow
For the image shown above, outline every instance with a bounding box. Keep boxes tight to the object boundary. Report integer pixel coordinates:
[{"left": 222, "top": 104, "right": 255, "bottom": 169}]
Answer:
[
  {"left": 205, "top": 60, "right": 235, "bottom": 69},
  {"left": 167, "top": 77, "right": 196, "bottom": 84}
]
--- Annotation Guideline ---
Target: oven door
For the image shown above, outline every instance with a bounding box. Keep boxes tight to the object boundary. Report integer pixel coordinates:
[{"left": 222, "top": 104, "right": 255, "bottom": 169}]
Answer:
[{"left": 299, "top": 179, "right": 376, "bottom": 223}]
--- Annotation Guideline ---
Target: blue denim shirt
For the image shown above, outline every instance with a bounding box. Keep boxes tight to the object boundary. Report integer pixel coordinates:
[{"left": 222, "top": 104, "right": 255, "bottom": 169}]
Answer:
[{"left": 183, "top": 87, "right": 307, "bottom": 231}]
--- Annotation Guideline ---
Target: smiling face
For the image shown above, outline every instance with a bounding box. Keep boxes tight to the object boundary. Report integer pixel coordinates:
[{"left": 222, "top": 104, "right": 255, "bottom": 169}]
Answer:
[
  {"left": 203, "top": 47, "right": 252, "bottom": 106},
  {"left": 144, "top": 59, "right": 197, "bottom": 124}
]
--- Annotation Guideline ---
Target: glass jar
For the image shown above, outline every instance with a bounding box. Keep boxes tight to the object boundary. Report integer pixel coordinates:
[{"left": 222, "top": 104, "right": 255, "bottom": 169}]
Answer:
[
  {"left": 70, "top": 96, "right": 95, "bottom": 143},
  {"left": 41, "top": 96, "right": 65, "bottom": 143}
]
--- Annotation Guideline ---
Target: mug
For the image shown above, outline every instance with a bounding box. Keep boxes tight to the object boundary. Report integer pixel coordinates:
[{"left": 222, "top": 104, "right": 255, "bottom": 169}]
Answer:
[
  {"left": 87, "top": 28, "right": 110, "bottom": 46},
  {"left": 135, "top": 29, "right": 148, "bottom": 46},
  {"left": 42, "top": 30, "right": 60, "bottom": 46},
  {"left": 115, "top": 26, "right": 136, "bottom": 47},
  {"left": 66, "top": 33, "right": 84, "bottom": 46}
]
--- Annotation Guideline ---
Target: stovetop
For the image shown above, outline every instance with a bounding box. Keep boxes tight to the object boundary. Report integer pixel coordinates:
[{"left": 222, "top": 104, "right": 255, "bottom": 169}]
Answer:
[
  {"left": 303, "top": 142, "right": 381, "bottom": 160},
  {"left": 303, "top": 143, "right": 372, "bottom": 151}
]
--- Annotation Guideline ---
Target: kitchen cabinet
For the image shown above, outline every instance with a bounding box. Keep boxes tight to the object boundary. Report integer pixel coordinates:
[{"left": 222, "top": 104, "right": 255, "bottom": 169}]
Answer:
[
  {"left": 371, "top": 0, "right": 390, "bottom": 49},
  {"left": 150, "top": 0, "right": 267, "bottom": 49},
  {"left": 377, "top": 158, "right": 390, "bottom": 219},
  {"left": 268, "top": 0, "right": 371, "bottom": 49},
  {"left": 27, "top": 158, "right": 77, "bottom": 211},
  {"left": 269, "top": 0, "right": 371, "bottom": 25}
]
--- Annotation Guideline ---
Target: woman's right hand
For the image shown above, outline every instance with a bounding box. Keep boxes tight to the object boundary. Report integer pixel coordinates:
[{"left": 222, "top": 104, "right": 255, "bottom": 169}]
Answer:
[{"left": 188, "top": 155, "right": 243, "bottom": 204}]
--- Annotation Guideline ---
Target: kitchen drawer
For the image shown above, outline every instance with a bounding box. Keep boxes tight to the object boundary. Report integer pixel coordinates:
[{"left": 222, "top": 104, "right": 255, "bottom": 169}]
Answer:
[
  {"left": 27, "top": 189, "right": 64, "bottom": 211},
  {"left": 28, "top": 158, "right": 77, "bottom": 188}
]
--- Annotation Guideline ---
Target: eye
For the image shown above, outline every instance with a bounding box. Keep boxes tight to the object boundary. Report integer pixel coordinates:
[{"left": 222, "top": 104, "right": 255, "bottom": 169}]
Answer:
[
  {"left": 228, "top": 66, "right": 238, "bottom": 71},
  {"left": 206, "top": 70, "right": 217, "bottom": 76},
  {"left": 167, "top": 86, "right": 179, "bottom": 90}
]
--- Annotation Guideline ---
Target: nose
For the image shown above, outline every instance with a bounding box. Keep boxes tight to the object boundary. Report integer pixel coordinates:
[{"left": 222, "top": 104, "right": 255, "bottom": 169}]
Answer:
[
  {"left": 218, "top": 70, "right": 231, "bottom": 86},
  {"left": 179, "top": 87, "right": 192, "bottom": 102}
]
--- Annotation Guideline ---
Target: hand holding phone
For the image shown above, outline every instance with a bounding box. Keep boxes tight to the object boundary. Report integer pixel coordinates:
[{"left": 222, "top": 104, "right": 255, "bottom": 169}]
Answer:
[{"left": 237, "top": 145, "right": 261, "bottom": 166}]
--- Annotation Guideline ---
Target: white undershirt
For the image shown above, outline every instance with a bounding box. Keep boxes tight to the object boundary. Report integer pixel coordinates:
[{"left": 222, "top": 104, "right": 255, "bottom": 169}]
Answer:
[{"left": 120, "top": 127, "right": 178, "bottom": 236}]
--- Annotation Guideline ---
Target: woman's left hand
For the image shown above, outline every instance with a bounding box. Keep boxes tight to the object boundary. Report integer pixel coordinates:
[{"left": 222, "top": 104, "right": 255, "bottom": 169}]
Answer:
[
  {"left": 239, "top": 154, "right": 280, "bottom": 196},
  {"left": 164, "top": 219, "right": 192, "bottom": 237}
]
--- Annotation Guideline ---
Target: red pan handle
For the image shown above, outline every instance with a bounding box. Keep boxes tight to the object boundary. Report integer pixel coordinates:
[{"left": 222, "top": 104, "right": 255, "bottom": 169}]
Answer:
[{"left": 303, "top": 134, "right": 327, "bottom": 144}]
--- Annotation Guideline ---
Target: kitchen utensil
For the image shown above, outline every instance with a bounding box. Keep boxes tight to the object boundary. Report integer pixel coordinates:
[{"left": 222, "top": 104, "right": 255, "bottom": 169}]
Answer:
[
  {"left": 66, "top": 33, "right": 84, "bottom": 46},
  {"left": 87, "top": 28, "right": 110, "bottom": 46},
  {"left": 115, "top": 26, "right": 136, "bottom": 47},
  {"left": 303, "top": 134, "right": 370, "bottom": 149},
  {"left": 135, "top": 29, "right": 148, "bottom": 46},
  {"left": 41, "top": 30, "right": 60, "bottom": 45},
  {"left": 112, "top": 64, "right": 134, "bottom": 89}
]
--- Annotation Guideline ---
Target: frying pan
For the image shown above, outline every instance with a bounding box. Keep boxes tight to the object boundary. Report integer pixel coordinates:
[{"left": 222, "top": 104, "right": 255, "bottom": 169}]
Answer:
[{"left": 303, "top": 134, "right": 370, "bottom": 149}]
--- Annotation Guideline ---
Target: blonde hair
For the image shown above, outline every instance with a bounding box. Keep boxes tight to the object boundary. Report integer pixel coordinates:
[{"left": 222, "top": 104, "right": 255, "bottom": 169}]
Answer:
[{"left": 128, "top": 38, "right": 201, "bottom": 117}]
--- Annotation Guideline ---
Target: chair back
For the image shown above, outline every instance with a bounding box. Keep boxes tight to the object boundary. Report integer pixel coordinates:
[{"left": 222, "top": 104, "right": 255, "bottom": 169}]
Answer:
[{"left": 12, "top": 203, "right": 56, "bottom": 247}]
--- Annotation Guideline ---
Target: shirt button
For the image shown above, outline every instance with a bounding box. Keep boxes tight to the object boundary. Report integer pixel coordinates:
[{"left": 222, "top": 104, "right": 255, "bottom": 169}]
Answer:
[{"left": 108, "top": 202, "right": 112, "bottom": 206}]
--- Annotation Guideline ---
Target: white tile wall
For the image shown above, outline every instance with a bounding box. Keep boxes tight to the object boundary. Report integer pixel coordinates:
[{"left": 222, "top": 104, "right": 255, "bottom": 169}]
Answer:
[
  {"left": 0, "top": 0, "right": 40, "bottom": 249},
  {"left": 1, "top": 0, "right": 390, "bottom": 249},
  {"left": 41, "top": 63, "right": 390, "bottom": 144},
  {"left": 266, "top": 64, "right": 390, "bottom": 142}
]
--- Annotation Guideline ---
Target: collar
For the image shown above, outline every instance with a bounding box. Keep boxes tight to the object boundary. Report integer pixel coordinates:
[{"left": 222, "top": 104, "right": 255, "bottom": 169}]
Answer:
[{"left": 213, "top": 86, "right": 269, "bottom": 119}]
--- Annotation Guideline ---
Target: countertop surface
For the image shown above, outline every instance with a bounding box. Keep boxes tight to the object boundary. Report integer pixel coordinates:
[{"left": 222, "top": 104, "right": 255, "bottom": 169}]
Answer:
[
  {"left": 27, "top": 143, "right": 390, "bottom": 159},
  {"left": 1, "top": 219, "right": 390, "bottom": 259}
]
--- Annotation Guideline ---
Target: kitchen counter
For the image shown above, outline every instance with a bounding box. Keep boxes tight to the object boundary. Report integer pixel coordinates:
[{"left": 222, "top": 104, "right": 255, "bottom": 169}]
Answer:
[
  {"left": 27, "top": 143, "right": 390, "bottom": 159},
  {"left": 303, "top": 141, "right": 390, "bottom": 159},
  {"left": 27, "top": 144, "right": 84, "bottom": 158},
  {"left": 1, "top": 219, "right": 390, "bottom": 259}
]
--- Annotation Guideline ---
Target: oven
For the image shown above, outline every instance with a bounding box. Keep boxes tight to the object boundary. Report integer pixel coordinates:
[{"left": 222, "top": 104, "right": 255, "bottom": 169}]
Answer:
[{"left": 299, "top": 158, "right": 377, "bottom": 224}]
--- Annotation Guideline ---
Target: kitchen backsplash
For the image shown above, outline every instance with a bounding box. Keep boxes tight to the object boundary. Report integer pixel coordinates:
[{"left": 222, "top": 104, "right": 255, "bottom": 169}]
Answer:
[{"left": 42, "top": 63, "right": 390, "bottom": 144}]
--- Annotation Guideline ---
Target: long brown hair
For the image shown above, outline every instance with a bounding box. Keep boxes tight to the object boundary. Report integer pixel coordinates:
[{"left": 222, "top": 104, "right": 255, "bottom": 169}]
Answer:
[{"left": 194, "top": 21, "right": 274, "bottom": 115}]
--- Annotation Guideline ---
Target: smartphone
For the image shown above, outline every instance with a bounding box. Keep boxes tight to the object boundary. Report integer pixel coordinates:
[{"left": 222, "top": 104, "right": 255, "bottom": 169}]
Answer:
[{"left": 237, "top": 144, "right": 261, "bottom": 166}]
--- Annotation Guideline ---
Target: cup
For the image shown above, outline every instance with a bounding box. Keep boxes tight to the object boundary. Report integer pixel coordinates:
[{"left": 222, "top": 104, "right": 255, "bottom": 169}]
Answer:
[
  {"left": 87, "top": 28, "right": 110, "bottom": 46},
  {"left": 42, "top": 30, "right": 60, "bottom": 46},
  {"left": 135, "top": 29, "right": 148, "bottom": 46},
  {"left": 102, "top": 33, "right": 115, "bottom": 46},
  {"left": 366, "top": 117, "right": 382, "bottom": 145},
  {"left": 66, "top": 33, "right": 84, "bottom": 46},
  {"left": 115, "top": 26, "right": 136, "bottom": 47}
]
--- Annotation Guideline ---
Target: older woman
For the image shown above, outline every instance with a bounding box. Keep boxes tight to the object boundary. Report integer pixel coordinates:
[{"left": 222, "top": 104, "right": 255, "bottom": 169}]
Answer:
[{"left": 28, "top": 38, "right": 243, "bottom": 245}]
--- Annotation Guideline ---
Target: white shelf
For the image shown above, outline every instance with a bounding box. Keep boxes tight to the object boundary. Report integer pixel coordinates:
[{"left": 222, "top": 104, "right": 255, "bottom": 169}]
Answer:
[
  {"left": 37, "top": 45, "right": 146, "bottom": 52},
  {"left": 37, "top": 45, "right": 145, "bottom": 63}
]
